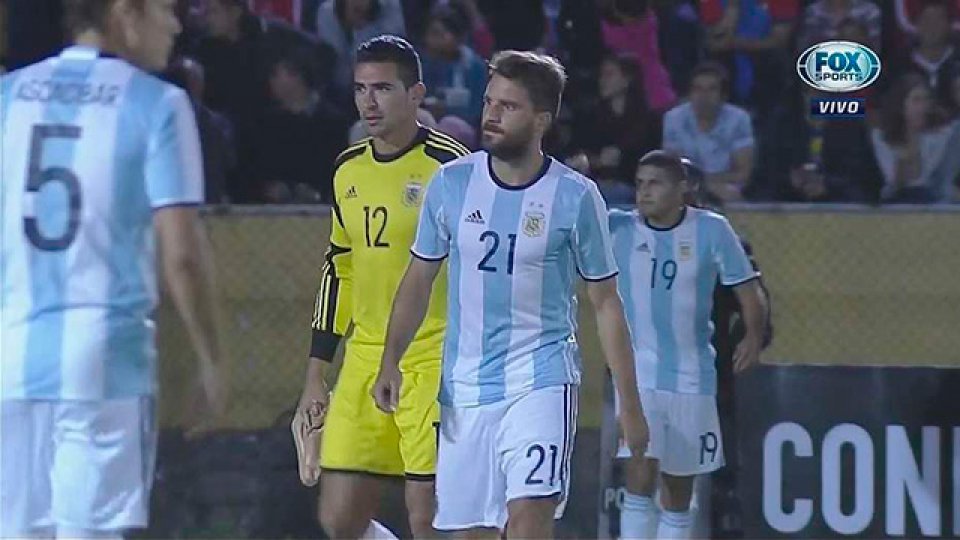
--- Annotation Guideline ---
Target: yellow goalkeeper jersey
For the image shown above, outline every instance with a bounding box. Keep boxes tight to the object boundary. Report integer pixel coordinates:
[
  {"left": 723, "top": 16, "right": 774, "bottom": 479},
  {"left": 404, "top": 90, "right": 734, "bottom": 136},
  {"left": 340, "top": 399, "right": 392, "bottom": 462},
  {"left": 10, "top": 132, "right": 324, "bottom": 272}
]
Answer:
[{"left": 311, "top": 127, "right": 469, "bottom": 371}]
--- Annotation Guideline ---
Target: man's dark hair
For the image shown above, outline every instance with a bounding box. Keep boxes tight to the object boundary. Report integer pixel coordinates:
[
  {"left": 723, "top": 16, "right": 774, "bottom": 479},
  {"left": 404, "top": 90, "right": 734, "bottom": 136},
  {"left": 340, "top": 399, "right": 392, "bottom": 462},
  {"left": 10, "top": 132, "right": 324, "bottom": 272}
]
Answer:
[
  {"left": 688, "top": 60, "right": 730, "bottom": 94},
  {"left": 488, "top": 50, "right": 567, "bottom": 118},
  {"left": 355, "top": 35, "right": 422, "bottom": 88},
  {"left": 64, "top": 0, "right": 143, "bottom": 35},
  {"left": 636, "top": 149, "right": 687, "bottom": 184}
]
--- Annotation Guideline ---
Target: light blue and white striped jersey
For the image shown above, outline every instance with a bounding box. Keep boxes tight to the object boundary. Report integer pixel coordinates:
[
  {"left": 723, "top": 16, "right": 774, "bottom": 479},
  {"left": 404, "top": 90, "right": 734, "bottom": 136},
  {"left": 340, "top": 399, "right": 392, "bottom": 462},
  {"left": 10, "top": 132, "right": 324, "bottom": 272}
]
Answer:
[
  {"left": 609, "top": 206, "right": 758, "bottom": 396},
  {"left": 412, "top": 152, "right": 617, "bottom": 407},
  {"left": 1, "top": 47, "right": 203, "bottom": 400}
]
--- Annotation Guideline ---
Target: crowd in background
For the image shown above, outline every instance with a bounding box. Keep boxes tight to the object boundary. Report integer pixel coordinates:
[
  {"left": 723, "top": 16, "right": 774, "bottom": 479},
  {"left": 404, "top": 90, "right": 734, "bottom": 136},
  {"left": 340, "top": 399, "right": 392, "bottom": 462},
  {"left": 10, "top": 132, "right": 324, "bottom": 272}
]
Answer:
[{"left": 4, "top": 0, "right": 960, "bottom": 205}]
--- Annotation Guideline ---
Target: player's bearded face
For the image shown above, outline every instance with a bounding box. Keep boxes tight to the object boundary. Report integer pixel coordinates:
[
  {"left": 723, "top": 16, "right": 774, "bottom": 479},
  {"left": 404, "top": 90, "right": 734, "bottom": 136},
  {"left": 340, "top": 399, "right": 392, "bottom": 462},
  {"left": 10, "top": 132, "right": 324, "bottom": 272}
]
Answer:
[
  {"left": 481, "top": 76, "right": 541, "bottom": 161},
  {"left": 119, "top": 0, "right": 181, "bottom": 71},
  {"left": 481, "top": 117, "right": 535, "bottom": 161}
]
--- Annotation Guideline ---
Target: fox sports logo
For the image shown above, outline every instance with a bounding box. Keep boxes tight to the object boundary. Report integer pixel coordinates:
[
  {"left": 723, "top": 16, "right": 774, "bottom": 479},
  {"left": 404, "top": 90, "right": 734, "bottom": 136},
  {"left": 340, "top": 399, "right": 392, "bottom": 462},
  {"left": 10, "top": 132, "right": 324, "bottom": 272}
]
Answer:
[{"left": 797, "top": 41, "right": 881, "bottom": 92}]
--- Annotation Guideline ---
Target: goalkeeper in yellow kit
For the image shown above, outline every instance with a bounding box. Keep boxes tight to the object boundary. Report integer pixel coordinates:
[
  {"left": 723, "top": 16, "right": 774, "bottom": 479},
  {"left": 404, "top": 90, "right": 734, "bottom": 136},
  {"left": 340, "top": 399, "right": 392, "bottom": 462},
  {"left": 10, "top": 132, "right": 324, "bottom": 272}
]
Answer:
[{"left": 292, "top": 35, "right": 469, "bottom": 539}]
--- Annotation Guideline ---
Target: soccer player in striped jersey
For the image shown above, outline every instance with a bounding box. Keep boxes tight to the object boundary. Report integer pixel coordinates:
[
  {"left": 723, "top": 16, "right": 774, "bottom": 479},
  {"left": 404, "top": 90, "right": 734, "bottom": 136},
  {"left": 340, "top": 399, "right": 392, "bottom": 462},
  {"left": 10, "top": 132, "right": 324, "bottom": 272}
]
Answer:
[
  {"left": 295, "top": 36, "right": 469, "bottom": 539},
  {"left": 373, "top": 50, "right": 649, "bottom": 539},
  {"left": 609, "top": 150, "right": 767, "bottom": 539},
  {"left": 0, "top": 1, "right": 226, "bottom": 538}
]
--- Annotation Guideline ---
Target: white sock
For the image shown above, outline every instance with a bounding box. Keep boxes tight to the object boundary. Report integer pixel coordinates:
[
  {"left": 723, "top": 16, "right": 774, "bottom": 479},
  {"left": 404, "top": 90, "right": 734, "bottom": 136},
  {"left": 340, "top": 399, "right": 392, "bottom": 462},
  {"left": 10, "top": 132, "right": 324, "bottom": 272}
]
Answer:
[
  {"left": 361, "top": 520, "right": 398, "bottom": 540},
  {"left": 657, "top": 510, "right": 692, "bottom": 539},
  {"left": 55, "top": 527, "right": 122, "bottom": 540},
  {"left": 620, "top": 492, "right": 658, "bottom": 539}
]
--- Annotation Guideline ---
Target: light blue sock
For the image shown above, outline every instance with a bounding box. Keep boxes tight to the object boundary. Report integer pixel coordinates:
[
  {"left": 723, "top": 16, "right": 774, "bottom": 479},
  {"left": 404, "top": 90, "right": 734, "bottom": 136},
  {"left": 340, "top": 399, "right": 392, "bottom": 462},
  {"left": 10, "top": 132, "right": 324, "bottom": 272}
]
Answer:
[
  {"left": 658, "top": 509, "right": 692, "bottom": 539},
  {"left": 620, "top": 492, "right": 658, "bottom": 539}
]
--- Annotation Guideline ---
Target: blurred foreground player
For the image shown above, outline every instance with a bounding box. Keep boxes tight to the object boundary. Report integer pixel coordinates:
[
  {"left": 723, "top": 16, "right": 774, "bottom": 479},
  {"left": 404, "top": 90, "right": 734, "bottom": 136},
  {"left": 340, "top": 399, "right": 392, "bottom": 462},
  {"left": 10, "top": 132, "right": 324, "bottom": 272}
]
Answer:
[
  {"left": 374, "top": 50, "right": 649, "bottom": 539},
  {"left": 0, "top": 1, "right": 227, "bottom": 538},
  {"left": 293, "top": 35, "right": 468, "bottom": 539},
  {"left": 684, "top": 157, "right": 773, "bottom": 539},
  {"left": 608, "top": 151, "right": 767, "bottom": 539}
]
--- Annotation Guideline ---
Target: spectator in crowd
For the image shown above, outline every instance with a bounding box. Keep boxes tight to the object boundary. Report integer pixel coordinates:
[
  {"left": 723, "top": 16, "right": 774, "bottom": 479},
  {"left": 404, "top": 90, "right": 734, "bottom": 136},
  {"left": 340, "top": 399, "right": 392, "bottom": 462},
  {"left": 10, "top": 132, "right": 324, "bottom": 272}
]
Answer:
[
  {"left": 701, "top": 0, "right": 800, "bottom": 114},
  {"left": 895, "top": 1, "right": 960, "bottom": 96},
  {"left": 938, "top": 64, "right": 960, "bottom": 115},
  {"left": 420, "top": 3, "right": 487, "bottom": 128},
  {"left": 655, "top": 0, "right": 701, "bottom": 95},
  {"left": 254, "top": 50, "right": 351, "bottom": 203},
  {"left": 887, "top": 0, "right": 960, "bottom": 54},
  {"left": 663, "top": 61, "right": 754, "bottom": 202},
  {"left": 405, "top": 0, "right": 495, "bottom": 59},
  {"left": 599, "top": 0, "right": 677, "bottom": 113},
  {"left": 316, "top": 0, "right": 406, "bottom": 98},
  {"left": 194, "top": 0, "right": 333, "bottom": 201},
  {"left": 797, "top": 0, "right": 881, "bottom": 51},
  {"left": 757, "top": 85, "right": 881, "bottom": 203},
  {"left": 165, "top": 56, "right": 238, "bottom": 204},
  {"left": 477, "top": 0, "right": 546, "bottom": 51},
  {"left": 871, "top": 76, "right": 960, "bottom": 203},
  {"left": 572, "top": 53, "right": 660, "bottom": 187}
]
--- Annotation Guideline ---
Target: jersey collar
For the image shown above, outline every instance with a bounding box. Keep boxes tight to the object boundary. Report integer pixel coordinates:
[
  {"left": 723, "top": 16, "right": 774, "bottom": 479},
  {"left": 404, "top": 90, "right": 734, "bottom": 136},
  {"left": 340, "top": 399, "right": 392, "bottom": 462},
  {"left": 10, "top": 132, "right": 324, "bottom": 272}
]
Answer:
[
  {"left": 371, "top": 126, "right": 429, "bottom": 163},
  {"left": 644, "top": 206, "right": 688, "bottom": 232},
  {"left": 486, "top": 151, "right": 552, "bottom": 191}
]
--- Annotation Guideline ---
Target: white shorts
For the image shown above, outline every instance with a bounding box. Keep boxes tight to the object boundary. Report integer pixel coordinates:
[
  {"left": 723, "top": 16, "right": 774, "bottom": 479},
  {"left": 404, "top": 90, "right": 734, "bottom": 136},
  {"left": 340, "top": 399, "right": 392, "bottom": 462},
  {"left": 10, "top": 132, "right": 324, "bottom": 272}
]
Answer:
[
  {"left": 434, "top": 384, "right": 578, "bottom": 531},
  {"left": 0, "top": 398, "right": 157, "bottom": 536},
  {"left": 615, "top": 388, "right": 724, "bottom": 476}
]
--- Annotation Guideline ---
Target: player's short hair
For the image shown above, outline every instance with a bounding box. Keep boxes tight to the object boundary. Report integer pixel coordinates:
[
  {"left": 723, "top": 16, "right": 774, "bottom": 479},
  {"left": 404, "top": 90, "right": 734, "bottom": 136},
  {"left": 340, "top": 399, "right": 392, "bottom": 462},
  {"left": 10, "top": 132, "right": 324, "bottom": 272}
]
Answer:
[
  {"left": 64, "top": 0, "right": 144, "bottom": 35},
  {"left": 488, "top": 50, "right": 567, "bottom": 118},
  {"left": 355, "top": 35, "right": 423, "bottom": 88},
  {"left": 688, "top": 60, "right": 730, "bottom": 94},
  {"left": 636, "top": 150, "right": 687, "bottom": 185}
]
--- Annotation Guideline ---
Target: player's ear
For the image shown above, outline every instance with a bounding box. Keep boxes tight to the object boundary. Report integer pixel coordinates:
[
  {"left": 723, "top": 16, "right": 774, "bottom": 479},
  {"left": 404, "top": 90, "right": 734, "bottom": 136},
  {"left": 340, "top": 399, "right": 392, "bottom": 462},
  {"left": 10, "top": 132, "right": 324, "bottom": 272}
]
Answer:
[
  {"left": 534, "top": 110, "right": 552, "bottom": 134},
  {"left": 409, "top": 81, "right": 427, "bottom": 106}
]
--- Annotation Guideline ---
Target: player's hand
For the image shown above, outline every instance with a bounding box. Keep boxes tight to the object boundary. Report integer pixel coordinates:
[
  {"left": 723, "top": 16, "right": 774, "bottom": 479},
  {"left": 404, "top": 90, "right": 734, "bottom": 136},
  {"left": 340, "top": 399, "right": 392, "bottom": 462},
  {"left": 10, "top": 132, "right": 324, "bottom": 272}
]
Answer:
[
  {"left": 371, "top": 363, "right": 402, "bottom": 413},
  {"left": 734, "top": 333, "right": 762, "bottom": 373},
  {"left": 619, "top": 407, "right": 649, "bottom": 459},
  {"left": 293, "top": 377, "right": 330, "bottom": 487}
]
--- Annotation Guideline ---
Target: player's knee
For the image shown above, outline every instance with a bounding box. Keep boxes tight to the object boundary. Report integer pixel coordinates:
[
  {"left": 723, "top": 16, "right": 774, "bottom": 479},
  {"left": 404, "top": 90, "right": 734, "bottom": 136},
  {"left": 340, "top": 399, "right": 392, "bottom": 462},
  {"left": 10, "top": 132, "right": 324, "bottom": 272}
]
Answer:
[
  {"left": 659, "top": 473, "right": 695, "bottom": 512},
  {"left": 319, "top": 501, "right": 369, "bottom": 539},
  {"left": 507, "top": 496, "right": 556, "bottom": 532},
  {"left": 625, "top": 457, "right": 658, "bottom": 496}
]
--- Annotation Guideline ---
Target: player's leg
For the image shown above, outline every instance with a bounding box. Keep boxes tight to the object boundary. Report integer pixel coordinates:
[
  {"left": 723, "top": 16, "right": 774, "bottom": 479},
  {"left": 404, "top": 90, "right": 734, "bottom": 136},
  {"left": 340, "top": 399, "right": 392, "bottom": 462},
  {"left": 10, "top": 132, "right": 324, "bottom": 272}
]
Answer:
[
  {"left": 1, "top": 400, "right": 55, "bottom": 539},
  {"left": 657, "top": 474, "right": 695, "bottom": 539},
  {"left": 394, "top": 369, "right": 442, "bottom": 538},
  {"left": 50, "top": 397, "right": 155, "bottom": 539},
  {"left": 655, "top": 392, "right": 725, "bottom": 539},
  {"left": 620, "top": 389, "right": 665, "bottom": 539},
  {"left": 501, "top": 384, "right": 578, "bottom": 539},
  {"left": 319, "top": 363, "right": 404, "bottom": 538},
  {"left": 433, "top": 400, "right": 507, "bottom": 536}
]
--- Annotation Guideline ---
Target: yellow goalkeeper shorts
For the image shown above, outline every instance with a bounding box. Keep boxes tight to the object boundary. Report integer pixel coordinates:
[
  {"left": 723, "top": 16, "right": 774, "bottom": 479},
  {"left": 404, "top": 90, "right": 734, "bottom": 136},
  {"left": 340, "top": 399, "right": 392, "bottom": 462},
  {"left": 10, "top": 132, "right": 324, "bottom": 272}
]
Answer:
[{"left": 320, "top": 352, "right": 440, "bottom": 478}]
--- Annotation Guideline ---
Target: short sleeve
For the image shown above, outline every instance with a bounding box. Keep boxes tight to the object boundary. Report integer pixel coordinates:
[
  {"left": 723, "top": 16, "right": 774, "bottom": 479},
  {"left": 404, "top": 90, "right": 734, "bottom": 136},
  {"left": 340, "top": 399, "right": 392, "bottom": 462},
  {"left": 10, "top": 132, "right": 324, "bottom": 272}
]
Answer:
[
  {"left": 730, "top": 108, "right": 755, "bottom": 151},
  {"left": 145, "top": 88, "right": 203, "bottom": 208},
  {"left": 572, "top": 182, "right": 618, "bottom": 281},
  {"left": 713, "top": 217, "right": 759, "bottom": 286},
  {"left": 411, "top": 169, "right": 449, "bottom": 260}
]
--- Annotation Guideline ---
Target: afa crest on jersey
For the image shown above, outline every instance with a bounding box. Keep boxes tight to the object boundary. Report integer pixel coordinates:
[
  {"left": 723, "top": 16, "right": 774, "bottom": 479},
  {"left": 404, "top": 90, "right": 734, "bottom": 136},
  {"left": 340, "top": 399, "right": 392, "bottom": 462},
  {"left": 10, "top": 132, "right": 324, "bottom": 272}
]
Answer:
[
  {"left": 522, "top": 211, "right": 546, "bottom": 237},
  {"left": 679, "top": 241, "right": 693, "bottom": 261},
  {"left": 403, "top": 182, "right": 423, "bottom": 207}
]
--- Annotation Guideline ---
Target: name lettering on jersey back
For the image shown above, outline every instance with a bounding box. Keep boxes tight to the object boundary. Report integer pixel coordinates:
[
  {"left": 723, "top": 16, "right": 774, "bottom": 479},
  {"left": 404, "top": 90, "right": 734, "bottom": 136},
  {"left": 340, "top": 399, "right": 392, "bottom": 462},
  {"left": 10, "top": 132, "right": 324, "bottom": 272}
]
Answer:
[{"left": 15, "top": 79, "right": 121, "bottom": 107}]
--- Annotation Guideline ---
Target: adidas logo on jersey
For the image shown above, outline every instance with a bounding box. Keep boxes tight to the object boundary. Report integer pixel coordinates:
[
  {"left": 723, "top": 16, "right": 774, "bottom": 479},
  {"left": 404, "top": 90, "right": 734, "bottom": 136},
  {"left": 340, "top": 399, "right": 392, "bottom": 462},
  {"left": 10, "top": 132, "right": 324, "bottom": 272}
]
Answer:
[
  {"left": 345, "top": 186, "right": 358, "bottom": 199},
  {"left": 638, "top": 242, "right": 650, "bottom": 253},
  {"left": 464, "top": 210, "right": 485, "bottom": 224}
]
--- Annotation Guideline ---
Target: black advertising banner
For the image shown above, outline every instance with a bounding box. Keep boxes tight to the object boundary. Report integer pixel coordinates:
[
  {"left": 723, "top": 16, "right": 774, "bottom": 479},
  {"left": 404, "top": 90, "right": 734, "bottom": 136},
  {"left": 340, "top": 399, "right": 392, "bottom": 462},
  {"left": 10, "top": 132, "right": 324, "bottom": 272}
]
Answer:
[{"left": 738, "top": 365, "right": 960, "bottom": 538}]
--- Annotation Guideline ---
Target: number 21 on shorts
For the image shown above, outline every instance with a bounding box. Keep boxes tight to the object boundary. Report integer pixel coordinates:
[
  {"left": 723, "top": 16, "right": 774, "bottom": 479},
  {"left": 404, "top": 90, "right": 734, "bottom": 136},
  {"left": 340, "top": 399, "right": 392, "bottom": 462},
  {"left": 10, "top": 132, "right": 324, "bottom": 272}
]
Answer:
[{"left": 524, "top": 443, "right": 560, "bottom": 486}]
